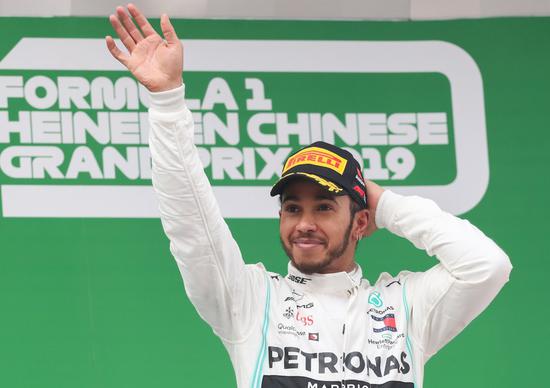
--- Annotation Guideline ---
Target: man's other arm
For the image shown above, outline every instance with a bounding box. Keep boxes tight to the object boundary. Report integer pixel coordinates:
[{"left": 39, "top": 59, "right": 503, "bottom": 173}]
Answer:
[{"left": 376, "top": 191, "right": 512, "bottom": 360}]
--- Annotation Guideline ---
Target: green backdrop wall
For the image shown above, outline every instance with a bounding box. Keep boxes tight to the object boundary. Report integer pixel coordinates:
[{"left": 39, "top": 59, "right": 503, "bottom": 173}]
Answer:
[{"left": 0, "top": 16, "right": 548, "bottom": 388}]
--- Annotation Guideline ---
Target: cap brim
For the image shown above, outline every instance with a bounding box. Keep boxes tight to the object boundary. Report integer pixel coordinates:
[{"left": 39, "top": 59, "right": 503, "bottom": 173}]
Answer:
[{"left": 270, "top": 172, "right": 344, "bottom": 197}]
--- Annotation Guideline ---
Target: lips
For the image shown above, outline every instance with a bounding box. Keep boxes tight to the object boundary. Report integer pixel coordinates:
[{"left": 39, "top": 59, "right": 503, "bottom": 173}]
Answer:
[{"left": 291, "top": 237, "right": 326, "bottom": 249}]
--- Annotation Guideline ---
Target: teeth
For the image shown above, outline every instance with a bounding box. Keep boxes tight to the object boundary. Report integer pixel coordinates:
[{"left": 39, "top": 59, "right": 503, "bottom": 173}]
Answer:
[{"left": 294, "top": 241, "right": 322, "bottom": 248}]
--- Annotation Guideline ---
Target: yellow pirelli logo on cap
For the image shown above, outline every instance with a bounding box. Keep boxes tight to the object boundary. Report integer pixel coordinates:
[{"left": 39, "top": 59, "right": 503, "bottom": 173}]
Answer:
[{"left": 283, "top": 147, "right": 347, "bottom": 175}]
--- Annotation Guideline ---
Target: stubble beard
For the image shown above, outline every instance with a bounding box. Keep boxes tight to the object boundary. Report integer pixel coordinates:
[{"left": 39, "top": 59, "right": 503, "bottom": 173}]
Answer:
[{"left": 280, "top": 218, "right": 354, "bottom": 275}]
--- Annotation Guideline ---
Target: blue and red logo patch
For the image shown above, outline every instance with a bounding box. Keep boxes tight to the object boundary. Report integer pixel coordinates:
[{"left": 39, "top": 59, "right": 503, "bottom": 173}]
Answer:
[{"left": 371, "top": 313, "right": 397, "bottom": 333}]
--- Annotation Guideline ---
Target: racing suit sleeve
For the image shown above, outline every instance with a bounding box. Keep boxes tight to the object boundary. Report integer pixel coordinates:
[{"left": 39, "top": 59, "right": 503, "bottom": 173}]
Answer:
[
  {"left": 147, "top": 84, "right": 266, "bottom": 342},
  {"left": 375, "top": 190, "right": 512, "bottom": 360}
]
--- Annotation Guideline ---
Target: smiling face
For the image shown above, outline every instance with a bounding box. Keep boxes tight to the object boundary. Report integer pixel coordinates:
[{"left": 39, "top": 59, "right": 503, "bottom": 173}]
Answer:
[{"left": 279, "top": 179, "right": 369, "bottom": 274}]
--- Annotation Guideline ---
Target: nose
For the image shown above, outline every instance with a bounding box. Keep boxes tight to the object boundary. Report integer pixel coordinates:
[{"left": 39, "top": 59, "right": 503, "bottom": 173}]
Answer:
[{"left": 296, "top": 212, "right": 317, "bottom": 233}]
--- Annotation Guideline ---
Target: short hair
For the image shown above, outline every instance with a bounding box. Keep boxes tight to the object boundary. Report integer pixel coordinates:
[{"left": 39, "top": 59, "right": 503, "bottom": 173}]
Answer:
[{"left": 349, "top": 199, "right": 364, "bottom": 220}]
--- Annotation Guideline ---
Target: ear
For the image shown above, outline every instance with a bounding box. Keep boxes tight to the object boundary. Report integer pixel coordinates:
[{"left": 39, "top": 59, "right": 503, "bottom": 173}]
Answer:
[{"left": 355, "top": 209, "right": 370, "bottom": 238}]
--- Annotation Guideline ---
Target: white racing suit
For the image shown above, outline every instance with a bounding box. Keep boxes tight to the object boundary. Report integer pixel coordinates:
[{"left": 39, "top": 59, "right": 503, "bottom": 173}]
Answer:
[{"left": 148, "top": 85, "right": 512, "bottom": 388}]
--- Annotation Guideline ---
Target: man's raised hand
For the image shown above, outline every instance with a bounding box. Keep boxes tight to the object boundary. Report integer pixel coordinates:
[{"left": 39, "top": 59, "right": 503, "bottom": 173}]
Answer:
[{"left": 106, "top": 3, "right": 183, "bottom": 92}]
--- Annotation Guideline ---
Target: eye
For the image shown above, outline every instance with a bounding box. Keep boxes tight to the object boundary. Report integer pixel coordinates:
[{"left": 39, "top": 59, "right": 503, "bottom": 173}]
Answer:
[
  {"left": 283, "top": 204, "right": 300, "bottom": 213},
  {"left": 317, "top": 203, "right": 333, "bottom": 211}
]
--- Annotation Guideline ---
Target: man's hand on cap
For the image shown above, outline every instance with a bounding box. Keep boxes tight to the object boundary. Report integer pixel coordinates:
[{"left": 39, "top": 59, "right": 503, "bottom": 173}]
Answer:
[{"left": 364, "top": 180, "right": 385, "bottom": 237}]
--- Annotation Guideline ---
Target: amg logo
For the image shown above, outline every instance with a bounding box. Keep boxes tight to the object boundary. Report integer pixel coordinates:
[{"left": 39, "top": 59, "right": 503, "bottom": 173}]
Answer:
[{"left": 268, "top": 346, "right": 410, "bottom": 377}]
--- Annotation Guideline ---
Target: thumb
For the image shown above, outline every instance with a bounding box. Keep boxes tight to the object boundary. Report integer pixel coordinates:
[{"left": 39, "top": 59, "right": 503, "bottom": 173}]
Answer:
[{"left": 160, "top": 14, "right": 179, "bottom": 45}]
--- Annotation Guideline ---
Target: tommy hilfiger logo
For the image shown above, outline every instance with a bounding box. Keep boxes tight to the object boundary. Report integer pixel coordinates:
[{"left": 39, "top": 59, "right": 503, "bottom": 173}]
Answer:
[{"left": 371, "top": 313, "right": 397, "bottom": 333}]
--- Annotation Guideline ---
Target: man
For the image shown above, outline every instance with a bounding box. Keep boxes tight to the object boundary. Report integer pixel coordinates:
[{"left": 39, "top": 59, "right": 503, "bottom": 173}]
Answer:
[{"left": 106, "top": 5, "right": 512, "bottom": 388}]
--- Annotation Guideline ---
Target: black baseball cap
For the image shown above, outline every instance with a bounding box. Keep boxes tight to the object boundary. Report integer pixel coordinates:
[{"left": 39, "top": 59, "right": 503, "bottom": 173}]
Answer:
[{"left": 270, "top": 141, "right": 367, "bottom": 208}]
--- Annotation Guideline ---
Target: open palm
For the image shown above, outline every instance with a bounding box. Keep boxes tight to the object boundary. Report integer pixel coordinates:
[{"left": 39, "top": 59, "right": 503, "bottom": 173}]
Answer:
[{"left": 106, "top": 4, "right": 183, "bottom": 92}]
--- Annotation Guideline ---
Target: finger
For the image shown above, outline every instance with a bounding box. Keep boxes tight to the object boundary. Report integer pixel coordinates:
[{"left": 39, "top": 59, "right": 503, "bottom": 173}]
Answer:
[
  {"left": 109, "top": 14, "right": 136, "bottom": 52},
  {"left": 105, "top": 35, "right": 129, "bottom": 66},
  {"left": 127, "top": 3, "right": 156, "bottom": 37},
  {"left": 116, "top": 6, "right": 144, "bottom": 44},
  {"left": 160, "top": 14, "right": 179, "bottom": 45}
]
